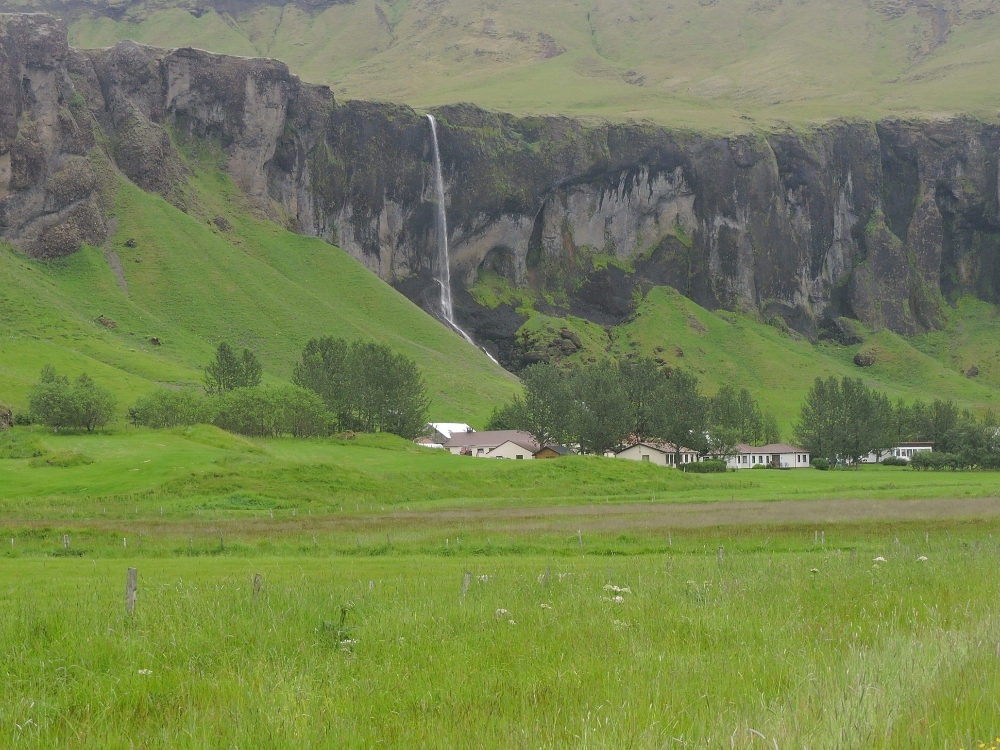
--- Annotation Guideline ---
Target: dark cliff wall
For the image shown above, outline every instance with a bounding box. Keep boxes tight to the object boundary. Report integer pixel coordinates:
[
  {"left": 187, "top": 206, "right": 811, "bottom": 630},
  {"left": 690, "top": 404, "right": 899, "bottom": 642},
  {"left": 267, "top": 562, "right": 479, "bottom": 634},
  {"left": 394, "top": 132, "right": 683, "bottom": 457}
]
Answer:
[{"left": 3, "top": 13, "right": 999, "bottom": 366}]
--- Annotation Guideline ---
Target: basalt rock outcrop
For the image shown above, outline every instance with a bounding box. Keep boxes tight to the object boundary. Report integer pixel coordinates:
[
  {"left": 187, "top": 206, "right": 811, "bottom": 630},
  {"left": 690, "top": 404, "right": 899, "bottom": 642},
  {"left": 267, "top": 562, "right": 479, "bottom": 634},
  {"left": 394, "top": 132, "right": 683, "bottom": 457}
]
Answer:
[{"left": 3, "top": 12, "right": 1000, "bottom": 370}]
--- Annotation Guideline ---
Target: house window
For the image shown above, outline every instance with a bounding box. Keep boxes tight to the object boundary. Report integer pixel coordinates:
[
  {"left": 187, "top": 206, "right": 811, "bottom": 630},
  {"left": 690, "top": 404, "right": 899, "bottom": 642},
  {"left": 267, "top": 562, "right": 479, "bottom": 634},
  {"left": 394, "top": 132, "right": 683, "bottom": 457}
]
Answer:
[
  {"left": 516, "top": 455, "right": 524, "bottom": 459},
  {"left": 641, "top": 455, "right": 650, "bottom": 462},
  {"left": 477, "top": 448, "right": 484, "bottom": 454}
]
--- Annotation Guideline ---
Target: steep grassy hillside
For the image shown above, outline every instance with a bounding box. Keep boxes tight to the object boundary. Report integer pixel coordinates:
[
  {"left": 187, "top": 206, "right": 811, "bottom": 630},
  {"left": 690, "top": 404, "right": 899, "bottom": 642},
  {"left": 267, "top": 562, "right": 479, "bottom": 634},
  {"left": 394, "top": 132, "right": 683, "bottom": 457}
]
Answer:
[
  {"left": 60, "top": 0, "right": 1000, "bottom": 128},
  {"left": 0, "top": 157, "right": 519, "bottom": 425},
  {"left": 493, "top": 285, "right": 1000, "bottom": 433}
]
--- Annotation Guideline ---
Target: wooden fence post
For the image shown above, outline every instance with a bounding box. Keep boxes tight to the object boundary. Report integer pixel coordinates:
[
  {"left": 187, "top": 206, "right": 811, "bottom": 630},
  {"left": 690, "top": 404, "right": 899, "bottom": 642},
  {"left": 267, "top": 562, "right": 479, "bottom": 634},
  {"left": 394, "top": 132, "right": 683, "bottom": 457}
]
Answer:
[
  {"left": 253, "top": 573, "right": 262, "bottom": 598},
  {"left": 718, "top": 546, "right": 724, "bottom": 563},
  {"left": 460, "top": 571, "right": 472, "bottom": 600},
  {"left": 63, "top": 534, "right": 69, "bottom": 550},
  {"left": 126, "top": 567, "right": 138, "bottom": 614},
  {"left": 577, "top": 530, "right": 583, "bottom": 549}
]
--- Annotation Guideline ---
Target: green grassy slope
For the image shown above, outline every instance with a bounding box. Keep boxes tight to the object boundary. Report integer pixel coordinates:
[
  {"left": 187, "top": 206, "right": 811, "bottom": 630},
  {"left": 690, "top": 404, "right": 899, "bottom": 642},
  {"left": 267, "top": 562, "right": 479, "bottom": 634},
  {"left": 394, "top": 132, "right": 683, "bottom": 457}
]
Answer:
[
  {"left": 5, "top": 427, "right": 1000, "bottom": 516},
  {"left": 64, "top": 0, "right": 1000, "bottom": 129},
  {"left": 502, "top": 286, "right": 1000, "bottom": 434},
  {"left": 0, "top": 160, "right": 518, "bottom": 425}
]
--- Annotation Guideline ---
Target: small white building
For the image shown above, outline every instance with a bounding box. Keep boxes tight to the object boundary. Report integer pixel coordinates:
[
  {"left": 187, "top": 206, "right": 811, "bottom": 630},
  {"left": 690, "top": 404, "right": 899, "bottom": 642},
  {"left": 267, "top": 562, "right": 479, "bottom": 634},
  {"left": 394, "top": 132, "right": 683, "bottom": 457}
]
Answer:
[
  {"left": 487, "top": 437, "right": 540, "bottom": 460},
  {"left": 724, "top": 443, "right": 810, "bottom": 469},
  {"left": 428, "top": 422, "right": 475, "bottom": 444},
  {"left": 861, "top": 441, "right": 933, "bottom": 463},
  {"left": 443, "top": 429, "right": 539, "bottom": 457},
  {"left": 616, "top": 440, "right": 701, "bottom": 467}
]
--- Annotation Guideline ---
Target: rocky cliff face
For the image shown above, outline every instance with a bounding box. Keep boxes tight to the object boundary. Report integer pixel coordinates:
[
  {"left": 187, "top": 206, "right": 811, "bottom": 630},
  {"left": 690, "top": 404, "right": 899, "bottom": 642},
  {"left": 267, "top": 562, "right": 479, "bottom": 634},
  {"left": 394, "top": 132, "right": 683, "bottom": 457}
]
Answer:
[{"left": 3, "top": 12, "right": 999, "bottom": 369}]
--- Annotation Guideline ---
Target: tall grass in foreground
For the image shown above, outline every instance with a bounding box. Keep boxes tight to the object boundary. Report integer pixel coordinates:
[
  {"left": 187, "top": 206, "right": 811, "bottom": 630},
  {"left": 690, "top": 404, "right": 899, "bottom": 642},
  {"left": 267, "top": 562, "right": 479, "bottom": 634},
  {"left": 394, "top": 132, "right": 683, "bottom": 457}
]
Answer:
[{"left": 2, "top": 546, "right": 998, "bottom": 748}]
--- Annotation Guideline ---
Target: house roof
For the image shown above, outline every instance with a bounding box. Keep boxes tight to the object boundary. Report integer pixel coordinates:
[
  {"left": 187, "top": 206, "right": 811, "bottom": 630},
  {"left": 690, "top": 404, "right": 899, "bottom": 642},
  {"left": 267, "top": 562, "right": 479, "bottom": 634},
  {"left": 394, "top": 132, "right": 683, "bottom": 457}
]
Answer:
[
  {"left": 429, "top": 423, "right": 475, "bottom": 440},
  {"left": 733, "top": 443, "right": 806, "bottom": 454},
  {"left": 898, "top": 441, "right": 934, "bottom": 448},
  {"left": 619, "top": 439, "right": 698, "bottom": 455},
  {"left": 444, "top": 430, "right": 539, "bottom": 451}
]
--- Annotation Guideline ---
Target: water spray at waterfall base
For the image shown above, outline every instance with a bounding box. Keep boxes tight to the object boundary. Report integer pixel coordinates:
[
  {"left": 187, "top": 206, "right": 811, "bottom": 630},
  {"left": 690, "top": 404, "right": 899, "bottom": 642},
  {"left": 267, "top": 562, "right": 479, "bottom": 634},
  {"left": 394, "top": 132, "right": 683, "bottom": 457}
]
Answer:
[{"left": 427, "top": 114, "right": 500, "bottom": 366}]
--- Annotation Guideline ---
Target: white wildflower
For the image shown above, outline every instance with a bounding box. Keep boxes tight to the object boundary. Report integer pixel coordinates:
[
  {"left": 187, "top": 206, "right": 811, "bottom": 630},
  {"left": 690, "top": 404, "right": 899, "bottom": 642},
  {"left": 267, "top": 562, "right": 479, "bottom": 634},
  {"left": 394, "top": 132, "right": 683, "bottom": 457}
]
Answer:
[
  {"left": 508, "top": 619, "right": 516, "bottom": 625},
  {"left": 917, "top": 555, "right": 928, "bottom": 562},
  {"left": 603, "top": 584, "right": 632, "bottom": 594},
  {"left": 138, "top": 669, "right": 152, "bottom": 676},
  {"left": 873, "top": 556, "right": 886, "bottom": 562},
  {"left": 495, "top": 608, "right": 509, "bottom": 618},
  {"left": 810, "top": 568, "right": 819, "bottom": 574},
  {"left": 477, "top": 575, "right": 491, "bottom": 582},
  {"left": 611, "top": 595, "right": 625, "bottom": 604},
  {"left": 540, "top": 603, "right": 551, "bottom": 609}
]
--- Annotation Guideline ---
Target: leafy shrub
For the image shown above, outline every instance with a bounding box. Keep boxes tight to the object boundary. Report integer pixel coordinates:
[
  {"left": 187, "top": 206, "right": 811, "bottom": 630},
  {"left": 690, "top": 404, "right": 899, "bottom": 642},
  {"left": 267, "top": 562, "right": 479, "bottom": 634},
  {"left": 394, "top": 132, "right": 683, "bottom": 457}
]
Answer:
[
  {"left": 909, "top": 452, "right": 957, "bottom": 471},
  {"left": 810, "top": 457, "right": 830, "bottom": 470},
  {"left": 682, "top": 459, "right": 727, "bottom": 473},
  {"left": 28, "top": 366, "right": 116, "bottom": 432},
  {"left": 751, "top": 463, "right": 770, "bottom": 470},
  {"left": 881, "top": 456, "right": 908, "bottom": 466},
  {"left": 214, "top": 386, "right": 330, "bottom": 438},
  {"left": 13, "top": 413, "right": 32, "bottom": 426},
  {"left": 129, "top": 388, "right": 217, "bottom": 428}
]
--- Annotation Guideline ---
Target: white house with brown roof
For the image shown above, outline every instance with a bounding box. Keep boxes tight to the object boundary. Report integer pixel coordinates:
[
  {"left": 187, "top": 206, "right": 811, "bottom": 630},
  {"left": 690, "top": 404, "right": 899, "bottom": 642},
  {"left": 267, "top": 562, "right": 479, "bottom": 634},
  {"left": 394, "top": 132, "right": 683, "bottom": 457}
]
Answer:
[
  {"left": 725, "top": 443, "right": 810, "bottom": 469},
  {"left": 615, "top": 440, "right": 701, "bottom": 467},
  {"left": 443, "top": 430, "right": 540, "bottom": 458}
]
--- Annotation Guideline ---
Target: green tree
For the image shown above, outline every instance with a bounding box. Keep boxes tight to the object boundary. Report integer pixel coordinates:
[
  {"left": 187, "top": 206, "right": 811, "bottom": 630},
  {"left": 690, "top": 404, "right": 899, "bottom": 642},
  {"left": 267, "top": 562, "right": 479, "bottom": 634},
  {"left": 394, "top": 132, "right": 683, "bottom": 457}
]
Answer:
[
  {"left": 654, "top": 368, "right": 709, "bottom": 463},
  {"left": 762, "top": 412, "right": 781, "bottom": 445},
  {"left": 485, "top": 399, "right": 527, "bottom": 431},
  {"left": 794, "top": 376, "right": 841, "bottom": 462},
  {"left": 71, "top": 373, "right": 117, "bottom": 432},
  {"left": 520, "top": 363, "right": 575, "bottom": 447},
  {"left": 571, "top": 361, "right": 631, "bottom": 454},
  {"left": 293, "top": 337, "right": 351, "bottom": 429},
  {"left": 28, "top": 365, "right": 75, "bottom": 432},
  {"left": 619, "top": 357, "right": 667, "bottom": 440},
  {"left": 205, "top": 343, "right": 263, "bottom": 393}
]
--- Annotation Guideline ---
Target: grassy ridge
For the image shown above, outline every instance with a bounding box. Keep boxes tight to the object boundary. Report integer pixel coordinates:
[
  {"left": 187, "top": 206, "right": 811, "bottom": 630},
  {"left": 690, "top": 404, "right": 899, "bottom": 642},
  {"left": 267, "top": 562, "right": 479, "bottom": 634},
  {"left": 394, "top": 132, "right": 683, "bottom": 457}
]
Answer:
[
  {"left": 0, "top": 156, "right": 518, "bottom": 425},
  {"left": 5, "top": 427, "right": 1000, "bottom": 523},
  {"left": 65, "top": 0, "right": 1000, "bottom": 129}
]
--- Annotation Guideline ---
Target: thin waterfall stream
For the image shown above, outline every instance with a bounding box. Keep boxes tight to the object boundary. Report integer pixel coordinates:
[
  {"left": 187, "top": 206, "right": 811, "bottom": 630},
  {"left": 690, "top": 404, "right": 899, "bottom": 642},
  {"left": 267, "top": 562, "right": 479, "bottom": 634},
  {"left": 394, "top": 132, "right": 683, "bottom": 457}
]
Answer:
[{"left": 427, "top": 114, "right": 500, "bottom": 366}]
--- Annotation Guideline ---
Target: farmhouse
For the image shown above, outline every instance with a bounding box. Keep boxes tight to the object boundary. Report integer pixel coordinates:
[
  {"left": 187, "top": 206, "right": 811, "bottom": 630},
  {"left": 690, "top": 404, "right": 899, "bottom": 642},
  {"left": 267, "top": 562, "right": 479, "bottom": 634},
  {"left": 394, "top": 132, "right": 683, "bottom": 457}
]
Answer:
[
  {"left": 616, "top": 440, "right": 701, "bottom": 466},
  {"left": 725, "top": 443, "right": 810, "bottom": 469},
  {"left": 428, "top": 422, "right": 475, "bottom": 444},
  {"left": 861, "top": 441, "right": 934, "bottom": 463},
  {"left": 443, "top": 429, "right": 539, "bottom": 458}
]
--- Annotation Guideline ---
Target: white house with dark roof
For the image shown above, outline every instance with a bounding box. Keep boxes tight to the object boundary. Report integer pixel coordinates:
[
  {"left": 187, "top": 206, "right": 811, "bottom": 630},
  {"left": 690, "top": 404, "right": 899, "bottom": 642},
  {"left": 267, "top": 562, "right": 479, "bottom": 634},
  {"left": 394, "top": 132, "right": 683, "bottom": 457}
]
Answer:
[
  {"left": 725, "top": 443, "right": 810, "bottom": 469},
  {"left": 861, "top": 441, "right": 933, "bottom": 463},
  {"left": 615, "top": 440, "right": 701, "bottom": 467},
  {"left": 443, "top": 429, "right": 540, "bottom": 458}
]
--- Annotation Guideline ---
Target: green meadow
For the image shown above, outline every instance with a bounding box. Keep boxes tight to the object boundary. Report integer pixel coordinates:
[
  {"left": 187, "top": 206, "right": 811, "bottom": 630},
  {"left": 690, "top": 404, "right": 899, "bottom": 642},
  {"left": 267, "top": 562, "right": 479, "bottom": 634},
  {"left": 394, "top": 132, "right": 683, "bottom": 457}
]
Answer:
[
  {"left": 4, "top": 533, "right": 1000, "bottom": 747},
  {"left": 5, "top": 427, "right": 1000, "bottom": 746}
]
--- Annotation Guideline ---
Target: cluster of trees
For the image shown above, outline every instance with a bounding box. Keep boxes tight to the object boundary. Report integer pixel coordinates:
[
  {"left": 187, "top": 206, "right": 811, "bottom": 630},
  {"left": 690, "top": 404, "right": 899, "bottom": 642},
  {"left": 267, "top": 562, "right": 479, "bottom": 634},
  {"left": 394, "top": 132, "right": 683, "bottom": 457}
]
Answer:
[
  {"left": 486, "top": 359, "right": 779, "bottom": 458},
  {"left": 795, "top": 376, "right": 1000, "bottom": 469},
  {"left": 292, "top": 337, "right": 429, "bottom": 438},
  {"left": 28, "top": 366, "right": 117, "bottom": 432},
  {"left": 128, "top": 338, "right": 429, "bottom": 439}
]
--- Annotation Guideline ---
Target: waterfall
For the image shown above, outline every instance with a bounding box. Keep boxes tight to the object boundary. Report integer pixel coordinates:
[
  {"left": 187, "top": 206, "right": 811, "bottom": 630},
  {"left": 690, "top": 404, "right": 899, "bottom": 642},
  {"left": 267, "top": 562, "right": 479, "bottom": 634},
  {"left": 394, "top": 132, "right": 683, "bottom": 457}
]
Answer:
[{"left": 426, "top": 114, "right": 500, "bottom": 366}]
